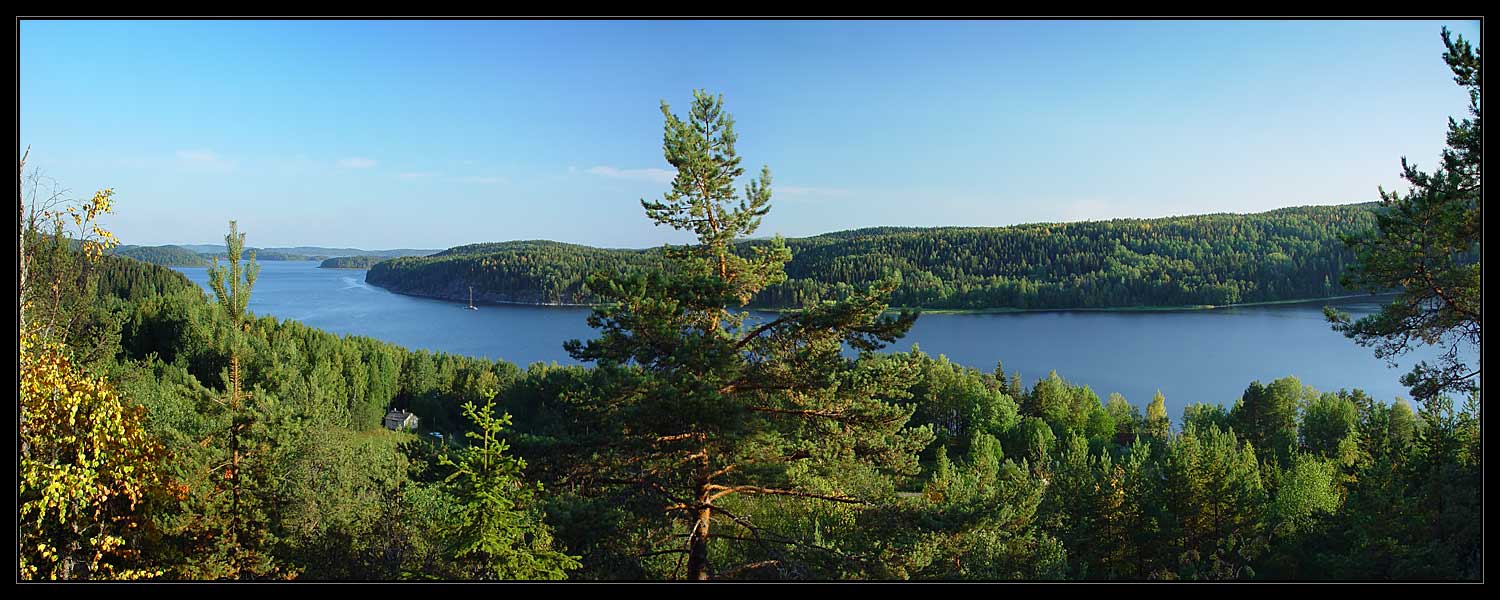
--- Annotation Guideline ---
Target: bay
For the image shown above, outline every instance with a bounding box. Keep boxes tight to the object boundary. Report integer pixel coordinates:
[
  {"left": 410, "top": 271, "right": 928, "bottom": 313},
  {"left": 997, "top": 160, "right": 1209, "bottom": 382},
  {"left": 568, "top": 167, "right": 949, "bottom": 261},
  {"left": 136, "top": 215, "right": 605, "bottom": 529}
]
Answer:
[{"left": 175, "top": 261, "right": 1471, "bottom": 420}]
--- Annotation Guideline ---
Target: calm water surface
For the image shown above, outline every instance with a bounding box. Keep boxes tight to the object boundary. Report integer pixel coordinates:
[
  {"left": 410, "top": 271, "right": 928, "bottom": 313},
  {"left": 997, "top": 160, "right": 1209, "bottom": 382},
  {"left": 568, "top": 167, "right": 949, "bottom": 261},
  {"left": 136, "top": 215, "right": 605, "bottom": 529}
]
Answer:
[{"left": 176, "top": 262, "right": 1471, "bottom": 420}]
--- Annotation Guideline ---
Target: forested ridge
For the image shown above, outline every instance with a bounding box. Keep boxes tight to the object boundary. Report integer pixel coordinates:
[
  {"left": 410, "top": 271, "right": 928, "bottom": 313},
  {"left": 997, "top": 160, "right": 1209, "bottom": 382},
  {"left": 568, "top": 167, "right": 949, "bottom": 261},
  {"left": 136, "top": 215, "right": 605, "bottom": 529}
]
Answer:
[
  {"left": 110, "top": 244, "right": 211, "bottom": 267},
  {"left": 367, "top": 203, "right": 1378, "bottom": 310}
]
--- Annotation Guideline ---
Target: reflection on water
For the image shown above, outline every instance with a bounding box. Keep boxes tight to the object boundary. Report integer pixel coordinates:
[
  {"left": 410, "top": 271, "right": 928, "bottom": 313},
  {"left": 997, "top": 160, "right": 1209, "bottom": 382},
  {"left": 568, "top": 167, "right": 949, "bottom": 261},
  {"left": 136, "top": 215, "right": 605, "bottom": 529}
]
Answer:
[{"left": 175, "top": 262, "right": 1474, "bottom": 420}]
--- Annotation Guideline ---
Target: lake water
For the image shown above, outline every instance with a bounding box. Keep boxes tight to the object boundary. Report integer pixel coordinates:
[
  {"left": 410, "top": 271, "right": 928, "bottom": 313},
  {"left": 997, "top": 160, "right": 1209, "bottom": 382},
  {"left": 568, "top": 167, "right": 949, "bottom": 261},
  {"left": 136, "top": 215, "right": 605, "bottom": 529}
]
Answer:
[{"left": 175, "top": 261, "right": 1472, "bottom": 420}]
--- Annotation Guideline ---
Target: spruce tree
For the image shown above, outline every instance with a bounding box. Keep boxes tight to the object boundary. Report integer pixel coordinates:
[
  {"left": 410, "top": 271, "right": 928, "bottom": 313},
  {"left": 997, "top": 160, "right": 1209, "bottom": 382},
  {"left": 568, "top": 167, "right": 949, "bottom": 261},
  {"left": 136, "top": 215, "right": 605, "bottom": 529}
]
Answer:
[
  {"left": 438, "top": 395, "right": 579, "bottom": 580},
  {"left": 562, "top": 90, "right": 931, "bottom": 580}
]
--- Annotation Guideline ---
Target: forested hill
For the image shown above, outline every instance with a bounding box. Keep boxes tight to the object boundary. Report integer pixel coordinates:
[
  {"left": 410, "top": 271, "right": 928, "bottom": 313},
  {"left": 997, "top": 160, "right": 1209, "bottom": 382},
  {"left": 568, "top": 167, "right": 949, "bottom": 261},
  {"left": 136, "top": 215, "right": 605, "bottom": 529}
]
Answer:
[
  {"left": 110, "top": 244, "right": 210, "bottom": 267},
  {"left": 319, "top": 255, "right": 387, "bottom": 269},
  {"left": 177, "top": 244, "right": 440, "bottom": 258},
  {"left": 366, "top": 203, "right": 1379, "bottom": 310}
]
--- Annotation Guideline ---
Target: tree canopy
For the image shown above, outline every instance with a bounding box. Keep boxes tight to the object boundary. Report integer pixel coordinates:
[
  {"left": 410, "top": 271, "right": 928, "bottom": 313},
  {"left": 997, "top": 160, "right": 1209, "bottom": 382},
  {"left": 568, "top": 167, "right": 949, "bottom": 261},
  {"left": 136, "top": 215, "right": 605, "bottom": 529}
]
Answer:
[{"left": 371, "top": 203, "right": 1378, "bottom": 311}]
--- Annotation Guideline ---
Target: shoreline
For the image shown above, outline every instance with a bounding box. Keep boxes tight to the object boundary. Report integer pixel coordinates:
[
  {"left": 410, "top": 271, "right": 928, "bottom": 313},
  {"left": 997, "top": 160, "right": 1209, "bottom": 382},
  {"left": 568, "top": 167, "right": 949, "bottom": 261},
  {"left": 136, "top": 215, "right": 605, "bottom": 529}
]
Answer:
[
  {"left": 365, "top": 281, "right": 596, "bottom": 308},
  {"left": 369, "top": 280, "right": 1396, "bottom": 315},
  {"left": 877, "top": 293, "right": 1396, "bottom": 315}
]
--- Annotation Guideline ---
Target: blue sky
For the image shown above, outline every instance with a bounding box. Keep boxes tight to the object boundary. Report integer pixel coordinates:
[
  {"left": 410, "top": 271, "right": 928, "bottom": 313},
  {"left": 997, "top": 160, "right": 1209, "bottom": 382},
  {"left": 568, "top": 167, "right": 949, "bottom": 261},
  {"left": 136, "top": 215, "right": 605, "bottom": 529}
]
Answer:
[{"left": 20, "top": 19, "right": 1480, "bottom": 249}]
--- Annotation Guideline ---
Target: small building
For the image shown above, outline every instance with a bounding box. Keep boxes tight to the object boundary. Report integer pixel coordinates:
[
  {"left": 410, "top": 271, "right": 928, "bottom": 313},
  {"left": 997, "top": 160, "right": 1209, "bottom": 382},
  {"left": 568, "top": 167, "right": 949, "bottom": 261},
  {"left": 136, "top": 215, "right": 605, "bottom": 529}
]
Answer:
[{"left": 384, "top": 408, "right": 419, "bottom": 432}]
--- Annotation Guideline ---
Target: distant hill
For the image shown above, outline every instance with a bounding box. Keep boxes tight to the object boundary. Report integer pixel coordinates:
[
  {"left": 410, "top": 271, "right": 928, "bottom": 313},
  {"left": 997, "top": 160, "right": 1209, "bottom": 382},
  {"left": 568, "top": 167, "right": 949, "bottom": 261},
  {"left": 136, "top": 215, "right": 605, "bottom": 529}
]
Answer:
[
  {"left": 177, "top": 245, "right": 440, "bottom": 259},
  {"left": 432, "top": 239, "right": 643, "bottom": 258},
  {"left": 197, "top": 251, "right": 324, "bottom": 262},
  {"left": 111, "top": 245, "right": 210, "bottom": 267},
  {"left": 366, "top": 203, "right": 1381, "bottom": 310},
  {"left": 319, "top": 255, "right": 388, "bottom": 270}
]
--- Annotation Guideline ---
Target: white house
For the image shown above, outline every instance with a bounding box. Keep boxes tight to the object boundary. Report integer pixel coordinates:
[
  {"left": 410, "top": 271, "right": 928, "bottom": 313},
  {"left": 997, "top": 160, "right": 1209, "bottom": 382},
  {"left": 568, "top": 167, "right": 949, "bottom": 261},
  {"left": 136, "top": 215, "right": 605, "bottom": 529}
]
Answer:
[{"left": 384, "top": 408, "right": 419, "bottom": 432}]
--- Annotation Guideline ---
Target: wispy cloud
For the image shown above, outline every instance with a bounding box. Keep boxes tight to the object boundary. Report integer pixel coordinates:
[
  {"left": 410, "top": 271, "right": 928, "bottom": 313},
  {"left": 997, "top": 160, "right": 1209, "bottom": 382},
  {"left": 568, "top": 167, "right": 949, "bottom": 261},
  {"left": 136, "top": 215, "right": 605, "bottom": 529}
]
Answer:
[
  {"left": 586, "top": 165, "right": 675, "bottom": 184},
  {"left": 338, "top": 157, "right": 378, "bottom": 169},
  {"left": 175, "top": 149, "right": 237, "bottom": 171},
  {"left": 397, "top": 171, "right": 440, "bottom": 180}
]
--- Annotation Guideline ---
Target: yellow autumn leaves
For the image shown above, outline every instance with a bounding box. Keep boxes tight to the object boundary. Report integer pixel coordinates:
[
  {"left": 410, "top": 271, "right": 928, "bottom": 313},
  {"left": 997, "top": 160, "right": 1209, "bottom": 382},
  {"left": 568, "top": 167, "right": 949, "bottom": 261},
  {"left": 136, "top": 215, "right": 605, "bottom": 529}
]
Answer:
[{"left": 19, "top": 330, "right": 164, "bottom": 580}]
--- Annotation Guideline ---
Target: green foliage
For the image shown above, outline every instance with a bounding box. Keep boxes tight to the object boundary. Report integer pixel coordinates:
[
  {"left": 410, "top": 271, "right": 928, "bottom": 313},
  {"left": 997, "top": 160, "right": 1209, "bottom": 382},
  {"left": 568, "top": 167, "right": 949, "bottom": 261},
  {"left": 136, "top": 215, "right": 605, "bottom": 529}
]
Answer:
[
  {"left": 1301, "top": 392, "right": 1360, "bottom": 466},
  {"left": 1158, "top": 424, "right": 1267, "bottom": 579},
  {"left": 373, "top": 203, "right": 1379, "bottom": 311},
  {"left": 319, "top": 255, "right": 387, "bottom": 270},
  {"left": 1181, "top": 402, "right": 1232, "bottom": 435},
  {"left": 369, "top": 240, "right": 665, "bottom": 305},
  {"left": 24, "top": 35, "right": 1483, "bottom": 578},
  {"left": 198, "top": 220, "right": 284, "bottom": 578},
  {"left": 908, "top": 350, "right": 1019, "bottom": 457},
  {"left": 1144, "top": 390, "right": 1171, "bottom": 442},
  {"left": 202, "top": 250, "right": 321, "bottom": 261},
  {"left": 1104, "top": 392, "right": 1142, "bottom": 444},
  {"left": 1386, "top": 398, "right": 1418, "bottom": 448},
  {"left": 207, "top": 220, "right": 259, "bottom": 333},
  {"left": 436, "top": 397, "right": 578, "bottom": 580},
  {"left": 1009, "top": 417, "right": 1056, "bottom": 466},
  {"left": 1268, "top": 455, "right": 1341, "bottom": 540},
  {"left": 555, "top": 90, "right": 930, "bottom": 580},
  {"left": 888, "top": 434, "right": 1064, "bottom": 580},
  {"left": 1231, "top": 377, "right": 1312, "bottom": 466},
  {"left": 49, "top": 234, "right": 1487, "bottom": 581},
  {"left": 111, "top": 244, "right": 209, "bottom": 267}
]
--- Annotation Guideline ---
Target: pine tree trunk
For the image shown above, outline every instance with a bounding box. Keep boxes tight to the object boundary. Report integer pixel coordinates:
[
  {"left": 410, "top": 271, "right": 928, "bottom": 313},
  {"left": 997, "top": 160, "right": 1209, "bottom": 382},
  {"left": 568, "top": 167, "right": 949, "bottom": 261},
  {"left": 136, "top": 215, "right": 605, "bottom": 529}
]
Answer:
[
  {"left": 229, "top": 354, "right": 244, "bottom": 575},
  {"left": 686, "top": 502, "right": 712, "bottom": 580},
  {"left": 686, "top": 452, "right": 713, "bottom": 580}
]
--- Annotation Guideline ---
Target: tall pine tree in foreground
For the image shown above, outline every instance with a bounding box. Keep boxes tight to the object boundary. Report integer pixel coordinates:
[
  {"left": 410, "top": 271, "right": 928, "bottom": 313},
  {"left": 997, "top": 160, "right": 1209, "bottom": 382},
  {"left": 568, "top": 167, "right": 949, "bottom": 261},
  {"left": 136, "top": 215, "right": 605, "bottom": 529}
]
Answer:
[
  {"left": 562, "top": 90, "right": 931, "bottom": 580},
  {"left": 201, "top": 221, "right": 282, "bottom": 578}
]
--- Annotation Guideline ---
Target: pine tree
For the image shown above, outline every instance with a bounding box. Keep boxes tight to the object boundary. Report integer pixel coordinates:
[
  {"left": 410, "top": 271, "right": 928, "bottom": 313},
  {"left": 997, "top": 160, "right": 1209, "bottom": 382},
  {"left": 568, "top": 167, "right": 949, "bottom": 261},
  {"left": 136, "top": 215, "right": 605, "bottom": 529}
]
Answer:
[
  {"left": 562, "top": 90, "right": 931, "bottom": 580},
  {"left": 1231, "top": 377, "right": 1309, "bottom": 467},
  {"left": 1327, "top": 28, "right": 1480, "bottom": 402},
  {"left": 1159, "top": 425, "right": 1268, "bottom": 579},
  {"left": 202, "top": 220, "right": 279, "bottom": 578}
]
